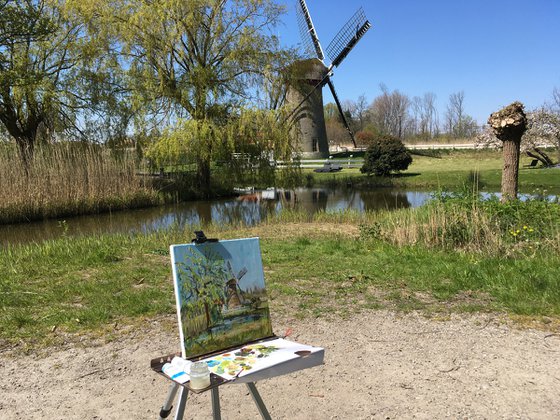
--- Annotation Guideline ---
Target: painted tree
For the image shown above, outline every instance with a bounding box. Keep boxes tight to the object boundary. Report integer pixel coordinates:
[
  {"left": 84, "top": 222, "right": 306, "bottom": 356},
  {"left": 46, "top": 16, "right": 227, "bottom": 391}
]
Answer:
[
  {"left": 90, "top": 0, "right": 290, "bottom": 194},
  {"left": 176, "top": 247, "right": 229, "bottom": 335},
  {"left": 487, "top": 102, "right": 527, "bottom": 202}
]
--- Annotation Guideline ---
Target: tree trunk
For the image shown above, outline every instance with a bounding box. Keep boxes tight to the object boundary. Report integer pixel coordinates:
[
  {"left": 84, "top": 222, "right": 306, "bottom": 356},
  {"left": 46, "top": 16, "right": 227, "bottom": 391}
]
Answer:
[
  {"left": 197, "top": 158, "right": 211, "bottom": 198},
  {"left": 501, "top": 139, "right": 520, "bottom": 201},
  {"left": 15, "top": 136, "right": 35, "bottom": 176},
  {"left": 533, "top": 147, "right": 554, "bottom": 167},
  {"left": 487, "top": 102, "right": 527, "bottom": 202},
  {"left": 526, "top": 150, "right": 547, "bottom": 167}
]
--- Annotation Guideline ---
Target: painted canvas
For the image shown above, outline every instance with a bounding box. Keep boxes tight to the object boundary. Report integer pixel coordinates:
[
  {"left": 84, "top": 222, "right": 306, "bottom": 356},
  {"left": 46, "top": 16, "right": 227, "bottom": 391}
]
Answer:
[{"left": 171, "top": 238, "right": 274, "bottom": 359}]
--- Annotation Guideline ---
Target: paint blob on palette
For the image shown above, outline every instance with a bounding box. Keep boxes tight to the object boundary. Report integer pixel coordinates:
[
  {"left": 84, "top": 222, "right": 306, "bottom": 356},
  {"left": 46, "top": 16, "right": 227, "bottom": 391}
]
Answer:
[{"left": 201, "top": 338, "right": 317, "bottom": 381}]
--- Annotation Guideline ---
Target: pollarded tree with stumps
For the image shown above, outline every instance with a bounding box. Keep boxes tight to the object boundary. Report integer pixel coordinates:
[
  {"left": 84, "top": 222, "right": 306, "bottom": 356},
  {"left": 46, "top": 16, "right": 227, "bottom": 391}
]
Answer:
[
  {"left": 360, "top": 134, "right": 412, "bottom": 177},
  {"left": 487, "top": 102, "right": 527, "bottom": 202}
]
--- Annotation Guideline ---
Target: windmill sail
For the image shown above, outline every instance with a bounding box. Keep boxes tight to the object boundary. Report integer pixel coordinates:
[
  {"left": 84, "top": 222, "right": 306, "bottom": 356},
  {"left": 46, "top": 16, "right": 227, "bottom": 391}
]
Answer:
[
  {"left": 290, "top": 1, "right": 372, "bottom": 153},
  {"left": 326, "top": 7, "right": 371, "bottom": 68},
  {"left": 327, "top": 79, "right": 357, "bottom": 148},
  {"left": 296, "top": 0, "right": 325, "bottom": 60}
]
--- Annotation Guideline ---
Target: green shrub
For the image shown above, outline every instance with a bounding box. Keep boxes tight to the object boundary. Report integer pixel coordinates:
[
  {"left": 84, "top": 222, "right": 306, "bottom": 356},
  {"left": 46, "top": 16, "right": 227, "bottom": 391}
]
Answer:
[{"left": 360, "top": 135, "right": 412, "bottom": 176}]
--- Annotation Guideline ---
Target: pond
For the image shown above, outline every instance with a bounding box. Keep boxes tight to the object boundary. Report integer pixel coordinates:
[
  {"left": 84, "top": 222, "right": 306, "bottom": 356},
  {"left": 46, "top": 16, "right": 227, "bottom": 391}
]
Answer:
[
  {"left": 0, "top": 187, "right": 433, "bottom": 246},
  {"left": 0, "top": 186, "right": 556, "bottom": 246}
]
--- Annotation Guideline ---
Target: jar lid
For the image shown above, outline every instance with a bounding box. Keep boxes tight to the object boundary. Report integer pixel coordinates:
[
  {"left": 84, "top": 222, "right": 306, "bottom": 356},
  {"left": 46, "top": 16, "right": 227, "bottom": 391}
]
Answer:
[{"left": 190, "top": 361, "right": 209, "bottom": 375}]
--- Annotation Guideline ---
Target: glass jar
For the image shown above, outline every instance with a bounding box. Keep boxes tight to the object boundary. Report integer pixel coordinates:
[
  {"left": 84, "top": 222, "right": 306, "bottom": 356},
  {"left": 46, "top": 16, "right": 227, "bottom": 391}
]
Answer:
[{"left": 189, "top": 361, "right": 211, "bottom": 389}]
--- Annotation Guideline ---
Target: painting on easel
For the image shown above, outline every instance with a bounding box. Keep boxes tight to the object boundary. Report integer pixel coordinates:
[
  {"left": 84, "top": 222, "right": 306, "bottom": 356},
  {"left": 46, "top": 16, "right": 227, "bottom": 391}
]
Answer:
[{"left": 171, "top": 238, "right": 274, "bottom": 359}]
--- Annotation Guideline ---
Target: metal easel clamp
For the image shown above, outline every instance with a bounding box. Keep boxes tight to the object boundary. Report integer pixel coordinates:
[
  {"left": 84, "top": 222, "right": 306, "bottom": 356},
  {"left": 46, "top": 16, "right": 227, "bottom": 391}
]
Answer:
[{"left": 192, "top": 231, "right": 218, "bottom": 244}]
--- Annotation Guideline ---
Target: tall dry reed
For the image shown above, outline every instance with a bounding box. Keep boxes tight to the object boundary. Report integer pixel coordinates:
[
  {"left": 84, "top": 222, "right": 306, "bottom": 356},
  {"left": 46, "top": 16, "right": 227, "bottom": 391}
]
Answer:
[{"left": 0, "top": 142, "right": 160, "bottom": 224}]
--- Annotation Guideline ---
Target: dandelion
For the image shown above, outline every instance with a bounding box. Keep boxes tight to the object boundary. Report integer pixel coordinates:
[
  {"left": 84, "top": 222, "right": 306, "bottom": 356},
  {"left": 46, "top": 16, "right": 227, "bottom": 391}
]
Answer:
[{"left": 523, "top": 225, "right": 528, "bottom": 230}]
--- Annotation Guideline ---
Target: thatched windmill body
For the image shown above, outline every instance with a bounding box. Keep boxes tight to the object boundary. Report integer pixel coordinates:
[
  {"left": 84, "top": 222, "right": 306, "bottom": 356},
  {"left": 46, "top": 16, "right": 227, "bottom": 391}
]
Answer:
[{"left": 287, "top": 0, "right": 372, "bottom": 158}]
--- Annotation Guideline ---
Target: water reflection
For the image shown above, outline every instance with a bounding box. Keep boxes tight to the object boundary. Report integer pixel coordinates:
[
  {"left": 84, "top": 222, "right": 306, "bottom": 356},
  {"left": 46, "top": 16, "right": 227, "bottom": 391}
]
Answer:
[{"left": 0, "top": 187, "right": 433, "bottom": 246}]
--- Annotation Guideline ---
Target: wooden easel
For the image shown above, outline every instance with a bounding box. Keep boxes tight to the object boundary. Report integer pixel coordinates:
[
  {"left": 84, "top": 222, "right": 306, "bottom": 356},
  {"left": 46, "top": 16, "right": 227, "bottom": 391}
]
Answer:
[{"left": 152, "top": 232, "right": 324, "bottom": 419}]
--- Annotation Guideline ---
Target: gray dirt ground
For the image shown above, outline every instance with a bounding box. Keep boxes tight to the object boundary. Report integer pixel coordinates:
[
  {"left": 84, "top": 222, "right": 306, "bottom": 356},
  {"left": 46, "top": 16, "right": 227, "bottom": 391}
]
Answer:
[{"left": 1, "top": 310, "right": 559, "bottom": 419}]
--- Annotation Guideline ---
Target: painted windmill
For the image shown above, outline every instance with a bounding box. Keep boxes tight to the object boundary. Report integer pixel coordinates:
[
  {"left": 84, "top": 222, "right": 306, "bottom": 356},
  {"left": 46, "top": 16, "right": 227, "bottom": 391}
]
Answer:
[
  {"left": 287, "top": 0, "right": 372, "bottom": 157},
  {"left": 225, "top": 261, "right": 247, "bottom": 310}
]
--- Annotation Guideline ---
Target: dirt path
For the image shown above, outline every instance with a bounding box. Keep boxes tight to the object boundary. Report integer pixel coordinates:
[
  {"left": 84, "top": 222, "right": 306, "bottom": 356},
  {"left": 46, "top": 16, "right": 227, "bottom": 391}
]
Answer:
[{"left": 1, "top": 311, "right": 559, "bottom": 419}]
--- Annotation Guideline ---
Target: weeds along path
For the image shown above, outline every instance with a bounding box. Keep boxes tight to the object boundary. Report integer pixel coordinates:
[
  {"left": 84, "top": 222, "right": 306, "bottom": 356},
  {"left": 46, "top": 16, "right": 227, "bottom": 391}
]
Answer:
[{"left": 1, "top": 310, "right": 559, "bottom": 419}]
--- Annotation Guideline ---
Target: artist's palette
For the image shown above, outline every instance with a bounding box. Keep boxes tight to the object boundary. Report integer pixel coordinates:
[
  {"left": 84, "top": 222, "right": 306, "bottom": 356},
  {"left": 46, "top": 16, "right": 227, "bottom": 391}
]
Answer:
[
  {"left": 204, "top": 344, "right": 280, "bottom": 379},
  {"left": 200, "top": 338, "right": 322, "bottom": 381}
]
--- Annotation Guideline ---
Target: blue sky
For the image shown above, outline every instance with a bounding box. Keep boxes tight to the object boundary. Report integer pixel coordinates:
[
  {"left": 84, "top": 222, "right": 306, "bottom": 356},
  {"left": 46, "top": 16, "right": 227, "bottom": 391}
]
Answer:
[{"left": 278, "top": 0, "right": 560, "bottom": 124}]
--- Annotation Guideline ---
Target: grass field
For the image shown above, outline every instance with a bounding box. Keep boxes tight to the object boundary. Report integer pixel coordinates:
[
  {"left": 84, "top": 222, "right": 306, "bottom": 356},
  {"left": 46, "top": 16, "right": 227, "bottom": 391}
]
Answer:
[
  {"left": 308, "top": 150, "right": 560, "bottom": 191},
  {"left": 2, "top": 204, "right": 559, "bottom": 352},
  {"left": 2, "top": 148, "right": 559, "bottom": 352}
]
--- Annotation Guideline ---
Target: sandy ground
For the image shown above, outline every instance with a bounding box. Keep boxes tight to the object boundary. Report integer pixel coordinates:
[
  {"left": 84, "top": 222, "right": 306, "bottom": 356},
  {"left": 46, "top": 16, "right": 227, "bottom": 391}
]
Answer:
[{"left": 1, "top": 310, "right": 559, "bottom": 420}]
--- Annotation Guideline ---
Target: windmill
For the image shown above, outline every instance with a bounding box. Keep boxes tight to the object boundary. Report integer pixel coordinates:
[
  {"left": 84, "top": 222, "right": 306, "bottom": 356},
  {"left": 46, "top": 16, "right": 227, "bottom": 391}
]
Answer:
[
  {"left": 225, "top": 261, "right": 247, "bottom": 310},
  {"left": 287, "top": 0, "right": 372, "bottom": 157}
]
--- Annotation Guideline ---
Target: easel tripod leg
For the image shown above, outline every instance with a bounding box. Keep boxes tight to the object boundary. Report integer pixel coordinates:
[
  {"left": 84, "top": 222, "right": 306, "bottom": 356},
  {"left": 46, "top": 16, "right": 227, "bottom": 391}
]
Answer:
[
  {"left": 159, "top": 383, "right": 180, "bottom": 419},
  {"left": 246, "top": 382, "right": 272, "bottom": 420},
  {"left": 211, "top": 387, "right": 222, "bottom": 420},
  {"left": 173, "top": 386, "right": 189, "bottom": 420}
]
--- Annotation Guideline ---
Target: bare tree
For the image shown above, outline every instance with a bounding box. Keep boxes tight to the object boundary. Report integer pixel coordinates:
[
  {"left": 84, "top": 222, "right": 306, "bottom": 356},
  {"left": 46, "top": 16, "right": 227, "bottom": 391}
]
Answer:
[
  {"left": 445, "top": 91, "right": 464, "bottom": 136},
  {"left": 422, "top": 92, "right": 439, "bottom": 138},
  {"left": 410, "top": 96, "right": 421, "bottom": 137},
  {"left": 411, "top": 92, "right": 439, "bottom": 139},
  {"left": 445, "top": 91, "right": 478, "bottom": 138},
  {"left": 552, "top": 87, "right": 560, "bottom": 112},
  {"left": 344, "top": 94, "right": 369, "bottom": 132},
  {"left": 369, "top": 84, "right": 409, "bottom": 139}
]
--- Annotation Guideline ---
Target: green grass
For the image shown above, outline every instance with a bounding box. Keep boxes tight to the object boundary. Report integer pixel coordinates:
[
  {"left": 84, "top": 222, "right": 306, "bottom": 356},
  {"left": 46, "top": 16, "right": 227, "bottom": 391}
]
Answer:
[
  {"left": 264, "top": 237, "right": 560, "bottom": 318},
  {"left": 1, "top": 210, "right": 559, "bottom": 352},
  {"left": 307, "top": 150, "right": 560, "bottom": 192}
]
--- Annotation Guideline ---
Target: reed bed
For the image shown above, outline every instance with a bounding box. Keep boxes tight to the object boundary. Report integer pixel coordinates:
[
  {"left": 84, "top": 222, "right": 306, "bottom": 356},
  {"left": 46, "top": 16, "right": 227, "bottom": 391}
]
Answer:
[
  {"left": 361, "top": 194, "right": 560, "bottom": 256},
  {"left": 0, "top": 143, "right": 161, "bottom": 224}
]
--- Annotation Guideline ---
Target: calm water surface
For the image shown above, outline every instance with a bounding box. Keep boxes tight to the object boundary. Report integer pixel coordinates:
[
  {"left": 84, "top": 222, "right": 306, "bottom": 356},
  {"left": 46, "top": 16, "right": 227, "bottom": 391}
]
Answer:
[
  {"left": 0, "top": 187, "right": 432, "bottom": 246},
  {"left": 1, "top": 186, "right": 556, "bottom": 246}
]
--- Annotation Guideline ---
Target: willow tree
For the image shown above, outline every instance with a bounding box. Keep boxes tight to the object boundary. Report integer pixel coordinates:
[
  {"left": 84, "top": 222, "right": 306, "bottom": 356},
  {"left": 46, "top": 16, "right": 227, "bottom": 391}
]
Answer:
[
  {"left": 488, "top": 102, "right": 527, "bottom": 202},
  {"left": 90, "top": 0, "right": 290, "bottom": 194},
  {"left": 0, "top": 1, "right": 117, "bottom": 168},
  {"left": 0, "top": 0, "right": 60, "bottom": 166},
  {"left": 145, "top": 107, "right": 294, "bottom": 190}
]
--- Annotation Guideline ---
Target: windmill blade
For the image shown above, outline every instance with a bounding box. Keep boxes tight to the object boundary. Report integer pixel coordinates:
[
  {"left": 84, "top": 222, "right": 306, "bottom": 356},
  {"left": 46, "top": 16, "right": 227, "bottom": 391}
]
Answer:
[
  {"left": 237, "top": 267, "right": 247, "bottom": 280},
  {"left": 327, "top": 79, "right": 357, "bottom": 148},
  {"left": 326, "top": 7, "right": 371, "bottom": 68},
  {"left": 226, "top": 261, "right": 234, "bottom": 276},
  {"left": 296, "top": 0, "right": 325, "bottom": 60}
]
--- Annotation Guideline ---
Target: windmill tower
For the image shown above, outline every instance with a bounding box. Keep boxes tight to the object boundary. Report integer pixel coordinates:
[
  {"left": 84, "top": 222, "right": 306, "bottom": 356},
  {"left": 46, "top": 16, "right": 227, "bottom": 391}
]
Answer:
[
  {"left": 287, "top": 0, "right": 372, "bottom": 158},
  {"left": 225, "top": 262, "right": 247, "bottom": 310}
]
